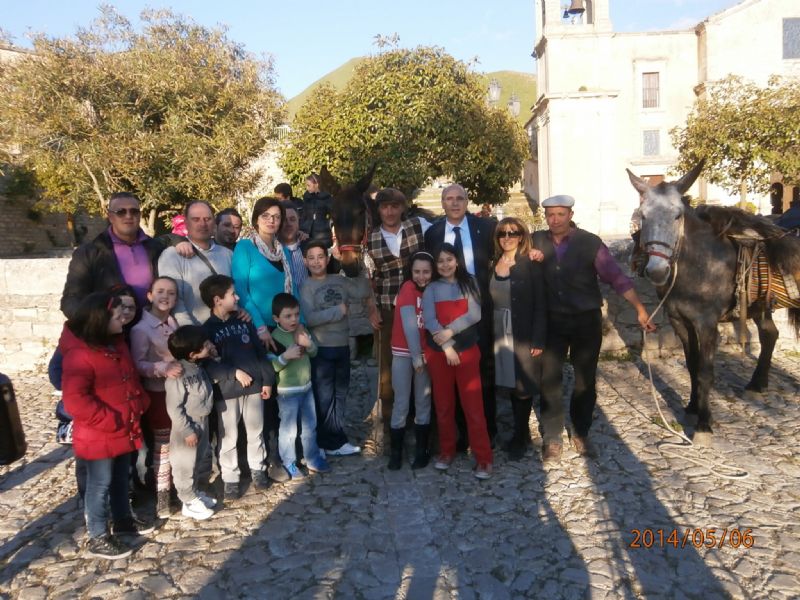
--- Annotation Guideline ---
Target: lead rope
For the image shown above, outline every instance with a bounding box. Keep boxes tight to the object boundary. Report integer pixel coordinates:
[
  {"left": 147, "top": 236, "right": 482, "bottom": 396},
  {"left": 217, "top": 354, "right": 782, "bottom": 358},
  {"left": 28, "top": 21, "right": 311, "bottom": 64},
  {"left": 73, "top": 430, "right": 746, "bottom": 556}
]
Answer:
[{"left": 639, "top": 216, "right": 749, "bottom": 480}]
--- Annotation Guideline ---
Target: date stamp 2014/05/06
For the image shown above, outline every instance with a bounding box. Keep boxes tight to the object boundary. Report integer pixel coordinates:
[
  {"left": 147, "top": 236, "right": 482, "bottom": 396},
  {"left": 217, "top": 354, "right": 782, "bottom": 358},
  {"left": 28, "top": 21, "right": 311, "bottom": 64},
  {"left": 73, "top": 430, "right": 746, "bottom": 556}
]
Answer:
[{"left": 629, "top": 528, "right": 754, "bottom": 549}]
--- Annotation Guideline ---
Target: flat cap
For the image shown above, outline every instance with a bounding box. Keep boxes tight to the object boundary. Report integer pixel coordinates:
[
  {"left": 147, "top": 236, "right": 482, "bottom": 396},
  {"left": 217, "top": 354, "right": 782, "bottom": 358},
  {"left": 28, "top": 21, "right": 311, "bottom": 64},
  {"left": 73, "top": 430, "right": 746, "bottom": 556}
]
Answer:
[{"left": 541, "top": 194, "right": 575, "bottom": 208}]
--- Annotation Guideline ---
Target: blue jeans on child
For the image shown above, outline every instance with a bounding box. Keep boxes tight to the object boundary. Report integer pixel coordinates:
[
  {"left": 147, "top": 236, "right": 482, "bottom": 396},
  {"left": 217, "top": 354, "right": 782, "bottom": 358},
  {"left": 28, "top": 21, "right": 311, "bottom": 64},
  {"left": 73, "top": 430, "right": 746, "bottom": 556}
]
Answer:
[
  {"left": 84, "top": 453, "right": 132, "bottom": 538},
  {"left": 277, "top": 386, "right": 322, "bottom": 467},
  {"left": 311, "top": 346, "right": 350, "bottom": 451}
]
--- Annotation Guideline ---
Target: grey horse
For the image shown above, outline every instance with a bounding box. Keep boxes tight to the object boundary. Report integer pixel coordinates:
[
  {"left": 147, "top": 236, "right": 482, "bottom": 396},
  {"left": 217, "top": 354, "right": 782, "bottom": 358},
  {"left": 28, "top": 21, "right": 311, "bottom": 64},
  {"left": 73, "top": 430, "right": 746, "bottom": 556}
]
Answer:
[{"left": 627, "top": 163, "right": 800, "bottom": 444}]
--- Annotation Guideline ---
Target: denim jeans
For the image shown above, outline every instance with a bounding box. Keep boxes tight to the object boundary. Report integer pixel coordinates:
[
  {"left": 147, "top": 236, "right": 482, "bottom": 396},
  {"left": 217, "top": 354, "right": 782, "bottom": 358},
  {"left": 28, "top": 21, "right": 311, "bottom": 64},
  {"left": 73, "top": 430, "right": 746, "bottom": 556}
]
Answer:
[
  {"left": 84, "top": 453, "right": 132, "bottom": 538},
  {"left": 277, "top": 387, "right": 322, "bottom": 467},
  {"left": 311, "top": 346, "right": 350, "bottom": 450}
]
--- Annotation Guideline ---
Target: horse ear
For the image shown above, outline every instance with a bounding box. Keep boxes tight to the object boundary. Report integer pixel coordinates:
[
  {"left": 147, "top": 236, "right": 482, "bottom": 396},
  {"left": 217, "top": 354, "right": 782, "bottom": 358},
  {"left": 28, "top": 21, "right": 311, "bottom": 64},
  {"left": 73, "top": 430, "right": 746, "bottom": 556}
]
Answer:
[
  {"left": 674, "top": 160, "right": 705, "bottom": 195},
  {"left": 626, "top": 168, "right": 650, "bottom": 196},
  {"left": 354, "top": 163, "right": 377, "bottom": 195},
  {"left": 318, "top": 166, "right": 341, "bottom": 197}
]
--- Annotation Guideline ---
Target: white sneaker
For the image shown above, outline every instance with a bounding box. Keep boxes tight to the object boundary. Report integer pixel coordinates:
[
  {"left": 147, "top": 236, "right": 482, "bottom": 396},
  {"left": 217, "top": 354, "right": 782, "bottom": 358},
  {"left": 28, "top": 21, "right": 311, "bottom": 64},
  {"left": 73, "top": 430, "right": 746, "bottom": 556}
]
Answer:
[
  {"left": 182, "top": 498, "right": 214, "bottom": 520},
  {"left": 327, "top": 442, "right": 361, "bottom": 456},
  {"left": 196, "top": 491, "right": 218, "bottom": 509}
]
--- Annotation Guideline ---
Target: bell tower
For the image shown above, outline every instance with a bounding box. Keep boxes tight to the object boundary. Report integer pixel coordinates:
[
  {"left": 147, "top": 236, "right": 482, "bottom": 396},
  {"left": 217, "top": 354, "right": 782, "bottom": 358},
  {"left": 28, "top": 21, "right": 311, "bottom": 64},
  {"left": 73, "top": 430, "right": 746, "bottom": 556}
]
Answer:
[{"left": 534, "top": 0, "right": 612, "bottom": 45}]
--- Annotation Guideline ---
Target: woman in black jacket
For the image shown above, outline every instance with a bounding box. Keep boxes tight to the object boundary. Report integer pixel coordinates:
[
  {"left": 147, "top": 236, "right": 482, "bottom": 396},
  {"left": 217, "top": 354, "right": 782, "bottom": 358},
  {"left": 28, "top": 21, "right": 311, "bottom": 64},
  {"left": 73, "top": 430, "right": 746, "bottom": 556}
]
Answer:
[
  {"left": 490, "top": 217, "right": 547, "bottom": 460},
  {"left": 300, "top": 173, "right": 334, "bottom": 247}
]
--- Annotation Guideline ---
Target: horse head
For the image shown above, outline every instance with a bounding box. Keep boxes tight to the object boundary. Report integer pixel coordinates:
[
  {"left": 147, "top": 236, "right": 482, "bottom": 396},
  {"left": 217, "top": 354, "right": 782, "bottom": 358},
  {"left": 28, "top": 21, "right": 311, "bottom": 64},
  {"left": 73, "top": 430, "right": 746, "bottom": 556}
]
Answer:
[
  {"left": 626, "top": 161, "right": 704, "bottom": 286},
  {"left": 328, "top": 165, "right": 376, "bottom": 277}
]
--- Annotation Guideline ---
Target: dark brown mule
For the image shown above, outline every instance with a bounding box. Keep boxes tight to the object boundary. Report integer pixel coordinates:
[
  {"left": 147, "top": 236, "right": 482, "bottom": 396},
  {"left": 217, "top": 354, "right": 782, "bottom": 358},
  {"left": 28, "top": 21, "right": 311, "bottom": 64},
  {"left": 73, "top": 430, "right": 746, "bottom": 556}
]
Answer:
[{"left": 318, "top": 165, "right": 376, "bottom": 278}]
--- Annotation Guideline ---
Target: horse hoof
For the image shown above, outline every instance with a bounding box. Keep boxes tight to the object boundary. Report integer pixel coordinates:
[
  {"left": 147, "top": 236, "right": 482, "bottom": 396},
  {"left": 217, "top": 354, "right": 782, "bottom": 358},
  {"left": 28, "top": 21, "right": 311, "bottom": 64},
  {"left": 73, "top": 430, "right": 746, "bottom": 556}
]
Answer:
[{"left": 693, "top": 431, "right": 713, "bottom": 447}]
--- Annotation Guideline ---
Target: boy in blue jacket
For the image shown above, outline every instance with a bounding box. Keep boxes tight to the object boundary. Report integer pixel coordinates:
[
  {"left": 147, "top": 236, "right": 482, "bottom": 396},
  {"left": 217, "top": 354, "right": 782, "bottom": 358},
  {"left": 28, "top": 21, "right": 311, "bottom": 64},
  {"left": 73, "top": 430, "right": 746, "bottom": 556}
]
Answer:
[{"left": 200, "top": 274, "right": 275, "bottom": 500}]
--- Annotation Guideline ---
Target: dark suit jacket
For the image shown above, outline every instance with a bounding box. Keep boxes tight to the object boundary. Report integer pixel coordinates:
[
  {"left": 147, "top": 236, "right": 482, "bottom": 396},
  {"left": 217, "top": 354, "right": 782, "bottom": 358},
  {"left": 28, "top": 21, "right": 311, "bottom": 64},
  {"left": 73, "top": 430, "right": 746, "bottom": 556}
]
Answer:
[{"left": 424, "top": 213, "right": 497, "bottom": 299}]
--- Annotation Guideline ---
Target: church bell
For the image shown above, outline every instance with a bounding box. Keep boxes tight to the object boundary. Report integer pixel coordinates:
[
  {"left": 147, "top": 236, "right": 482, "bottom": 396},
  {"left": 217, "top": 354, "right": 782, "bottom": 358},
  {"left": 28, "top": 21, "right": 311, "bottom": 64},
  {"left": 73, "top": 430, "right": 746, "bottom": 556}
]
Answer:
[{"left": 568, "top": 0, "right": 586, "bottom": 14}]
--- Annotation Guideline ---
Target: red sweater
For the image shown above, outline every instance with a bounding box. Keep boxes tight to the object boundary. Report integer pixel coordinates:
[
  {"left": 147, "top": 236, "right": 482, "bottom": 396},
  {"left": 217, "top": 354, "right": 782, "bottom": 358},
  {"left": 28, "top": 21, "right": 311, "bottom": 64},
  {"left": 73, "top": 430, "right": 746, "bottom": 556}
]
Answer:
[{"left": 59, "top": 325, "right": 149, "bottom": 460}]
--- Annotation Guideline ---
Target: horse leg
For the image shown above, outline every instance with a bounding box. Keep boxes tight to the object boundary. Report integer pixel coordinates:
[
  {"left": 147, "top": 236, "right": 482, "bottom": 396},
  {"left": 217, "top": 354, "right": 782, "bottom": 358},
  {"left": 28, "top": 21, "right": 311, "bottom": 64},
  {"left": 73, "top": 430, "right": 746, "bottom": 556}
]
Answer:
[
  {"left": 669, "top": 316, "right": 699, "bottom": 415},
  {"left": 745, "top": 309, "right": 778, "bottom": 393},
  {"left": 692, "top": 324, "right": 719, "bottom": 445}
]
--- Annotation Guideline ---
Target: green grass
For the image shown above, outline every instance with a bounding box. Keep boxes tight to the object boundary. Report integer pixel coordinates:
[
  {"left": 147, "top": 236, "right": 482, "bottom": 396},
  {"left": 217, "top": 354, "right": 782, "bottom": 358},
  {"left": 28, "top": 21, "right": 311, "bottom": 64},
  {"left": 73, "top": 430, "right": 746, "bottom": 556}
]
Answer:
[
  {"left": 599, "top": 350, "right": 636, "bottom": 362},
  {"left": 650, "top": 416, "right": 684, "bottom": 432},
  {"left": 285, "top": 61, "right": 536, "bottom": 126}
]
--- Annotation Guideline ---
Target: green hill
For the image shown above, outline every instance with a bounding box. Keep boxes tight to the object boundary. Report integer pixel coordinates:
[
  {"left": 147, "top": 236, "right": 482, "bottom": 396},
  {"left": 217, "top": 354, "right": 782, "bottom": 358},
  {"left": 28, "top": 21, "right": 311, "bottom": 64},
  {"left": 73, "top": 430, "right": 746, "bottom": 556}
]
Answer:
[{"left": 285, "top": 60, "right": 537, "bottom": 126}]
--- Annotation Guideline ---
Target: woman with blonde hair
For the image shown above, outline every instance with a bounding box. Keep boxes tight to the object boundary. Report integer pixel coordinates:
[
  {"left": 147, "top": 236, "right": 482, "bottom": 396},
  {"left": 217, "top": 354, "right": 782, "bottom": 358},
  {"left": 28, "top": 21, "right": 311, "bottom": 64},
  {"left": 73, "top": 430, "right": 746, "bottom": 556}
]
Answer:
[{"left": 491, "top": 217, "right": 547, "bottom": 460}]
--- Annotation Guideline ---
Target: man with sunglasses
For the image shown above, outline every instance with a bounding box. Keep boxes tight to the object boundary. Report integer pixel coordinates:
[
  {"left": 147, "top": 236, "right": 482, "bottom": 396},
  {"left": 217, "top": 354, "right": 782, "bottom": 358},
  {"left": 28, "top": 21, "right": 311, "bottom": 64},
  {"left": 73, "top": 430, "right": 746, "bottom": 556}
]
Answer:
[{"left": 61, "top": 192, "right": 165, "bottom": 321}]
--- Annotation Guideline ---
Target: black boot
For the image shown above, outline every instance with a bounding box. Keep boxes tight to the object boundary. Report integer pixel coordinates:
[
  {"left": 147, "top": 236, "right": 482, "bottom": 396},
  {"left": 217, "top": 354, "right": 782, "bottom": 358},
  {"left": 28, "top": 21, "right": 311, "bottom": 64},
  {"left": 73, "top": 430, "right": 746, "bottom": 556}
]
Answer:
[
  {"left": 411, "top": 424, "right": 430, "bottom": 470},
  {"left": 387, "top": 428, "right": 405, "bottom": 470},
  {"left": 507, "top": 395, "right": 533, "bottom": 461},
  {"left": 266, "top": 429, "right": 289, "bottom": 483}
]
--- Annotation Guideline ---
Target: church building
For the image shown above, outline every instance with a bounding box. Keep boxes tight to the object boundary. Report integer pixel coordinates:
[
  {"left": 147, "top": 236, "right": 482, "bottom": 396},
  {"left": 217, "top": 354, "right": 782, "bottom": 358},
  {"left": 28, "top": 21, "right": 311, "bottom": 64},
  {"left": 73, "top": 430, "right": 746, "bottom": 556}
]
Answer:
[{"left": 526, "top": 0, "right": 800, "bottom": 235}]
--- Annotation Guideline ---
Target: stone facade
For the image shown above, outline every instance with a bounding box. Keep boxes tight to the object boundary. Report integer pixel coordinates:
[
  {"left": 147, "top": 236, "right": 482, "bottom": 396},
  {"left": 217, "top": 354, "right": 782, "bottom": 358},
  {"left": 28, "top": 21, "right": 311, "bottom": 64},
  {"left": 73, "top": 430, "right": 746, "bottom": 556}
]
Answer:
[
  {"left": 0, "top": 258, "right": 69, "bottom": 373},
  {"left": 529, "top": 0, "right": 800, "bottom": 236}
]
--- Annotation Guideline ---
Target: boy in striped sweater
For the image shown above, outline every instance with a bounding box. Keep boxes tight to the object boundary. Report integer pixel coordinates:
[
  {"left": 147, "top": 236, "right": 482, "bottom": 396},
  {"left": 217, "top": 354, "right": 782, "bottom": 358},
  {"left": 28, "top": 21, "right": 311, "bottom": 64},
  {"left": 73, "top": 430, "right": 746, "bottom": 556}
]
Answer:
[{"left": 268, "top": 293, "right": 331, "bottom": 479}]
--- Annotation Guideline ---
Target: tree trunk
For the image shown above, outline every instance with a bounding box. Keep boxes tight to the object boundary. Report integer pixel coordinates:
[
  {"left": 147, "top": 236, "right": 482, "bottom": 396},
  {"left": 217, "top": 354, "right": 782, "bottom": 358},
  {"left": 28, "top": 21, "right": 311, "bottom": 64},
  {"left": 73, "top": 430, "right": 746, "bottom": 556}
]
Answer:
[
  {"left": 739, "top": 181, "right": 748, "bottom": 210},
  {"left": 144, "top": 208, "right": 157, "bottom": 237}
]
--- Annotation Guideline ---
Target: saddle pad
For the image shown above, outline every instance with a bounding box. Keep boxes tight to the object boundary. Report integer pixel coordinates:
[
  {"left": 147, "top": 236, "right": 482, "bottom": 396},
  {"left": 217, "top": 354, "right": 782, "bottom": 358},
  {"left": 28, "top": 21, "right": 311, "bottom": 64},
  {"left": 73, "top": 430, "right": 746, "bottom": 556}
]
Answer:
[{"left": 750, "top": 252, "right": 800, "bottom": 308}]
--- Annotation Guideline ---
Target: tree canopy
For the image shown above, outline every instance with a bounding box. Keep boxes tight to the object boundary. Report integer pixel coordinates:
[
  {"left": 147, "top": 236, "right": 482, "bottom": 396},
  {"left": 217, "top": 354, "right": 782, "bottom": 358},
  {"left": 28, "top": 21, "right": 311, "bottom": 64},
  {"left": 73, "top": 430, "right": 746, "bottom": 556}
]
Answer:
[
  {"left": 670, "top": 74, "right": 800, "bottom": 198},
  {"left": 280, "top": 46, "right": 528, "bottom": 205},
  {"left": 0, "top": 6, "right": 284, "bottom": 229}
]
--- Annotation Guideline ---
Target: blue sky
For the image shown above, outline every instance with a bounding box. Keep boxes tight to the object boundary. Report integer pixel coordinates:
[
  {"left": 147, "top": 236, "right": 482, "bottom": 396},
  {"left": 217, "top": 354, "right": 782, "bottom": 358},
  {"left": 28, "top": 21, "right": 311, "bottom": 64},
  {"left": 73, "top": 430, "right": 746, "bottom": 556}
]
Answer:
[{"left": 2, "top": 0, "right": 740, "bottom": 99}]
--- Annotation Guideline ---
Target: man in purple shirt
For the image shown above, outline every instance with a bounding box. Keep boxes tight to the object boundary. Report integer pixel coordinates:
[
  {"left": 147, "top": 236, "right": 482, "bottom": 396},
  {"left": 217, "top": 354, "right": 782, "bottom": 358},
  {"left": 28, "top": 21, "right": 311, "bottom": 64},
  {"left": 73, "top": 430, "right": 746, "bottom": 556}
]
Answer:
[
  {"left": 532, "top": 195, "right": 655, "bottom": 464},
  {"left": 61, "top": 192, "right": 166, "bottom": 321}
]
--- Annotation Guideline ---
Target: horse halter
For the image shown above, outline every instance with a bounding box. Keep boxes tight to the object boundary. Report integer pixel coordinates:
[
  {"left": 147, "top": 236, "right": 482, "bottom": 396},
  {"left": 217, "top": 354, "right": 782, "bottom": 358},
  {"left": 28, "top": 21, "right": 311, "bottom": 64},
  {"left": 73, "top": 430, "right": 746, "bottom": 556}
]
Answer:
[{"left": 643, "top": 213, "right": 685, "bottom": 266}]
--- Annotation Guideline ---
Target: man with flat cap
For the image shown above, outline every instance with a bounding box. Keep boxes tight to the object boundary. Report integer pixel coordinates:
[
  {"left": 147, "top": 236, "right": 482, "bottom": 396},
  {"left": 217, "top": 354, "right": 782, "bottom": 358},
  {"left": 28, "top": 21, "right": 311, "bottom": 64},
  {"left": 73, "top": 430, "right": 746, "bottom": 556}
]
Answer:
[
  {"left": 367, "top": 188, "right": 431, "bottom": 443},
  {"left": 533, "top": 194, "right": 655, "bottom": 464}
]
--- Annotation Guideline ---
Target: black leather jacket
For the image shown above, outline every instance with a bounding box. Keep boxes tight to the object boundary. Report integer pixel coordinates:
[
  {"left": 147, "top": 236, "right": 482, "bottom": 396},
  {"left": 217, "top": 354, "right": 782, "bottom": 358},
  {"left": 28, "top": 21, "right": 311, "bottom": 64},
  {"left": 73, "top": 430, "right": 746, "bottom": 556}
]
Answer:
[{"left": 300, "top": 191, "right": 333, "bottom": 246}]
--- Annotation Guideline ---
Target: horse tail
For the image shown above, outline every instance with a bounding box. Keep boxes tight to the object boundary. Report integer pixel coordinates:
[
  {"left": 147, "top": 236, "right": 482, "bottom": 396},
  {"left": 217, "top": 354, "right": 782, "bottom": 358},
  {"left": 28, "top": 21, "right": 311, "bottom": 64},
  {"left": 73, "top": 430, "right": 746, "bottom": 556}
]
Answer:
[{"left": 790, "top": 308, "right": 800, "bottom": 339}]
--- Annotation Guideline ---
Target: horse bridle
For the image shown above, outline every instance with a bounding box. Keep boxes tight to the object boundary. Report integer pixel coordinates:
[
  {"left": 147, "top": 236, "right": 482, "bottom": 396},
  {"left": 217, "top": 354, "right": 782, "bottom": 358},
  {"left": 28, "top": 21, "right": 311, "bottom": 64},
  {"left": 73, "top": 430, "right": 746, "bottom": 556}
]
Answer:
[{"left": 642, "top": 213, "right": 685, "bottom": 267}]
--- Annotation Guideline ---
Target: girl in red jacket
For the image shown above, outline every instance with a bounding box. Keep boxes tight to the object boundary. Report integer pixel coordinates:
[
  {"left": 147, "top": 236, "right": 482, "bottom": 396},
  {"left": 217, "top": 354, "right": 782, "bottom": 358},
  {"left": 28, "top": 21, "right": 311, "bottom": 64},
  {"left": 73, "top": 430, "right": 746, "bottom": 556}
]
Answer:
[{"left": 60, "top": 291, "right": 153, "bottom": 559}]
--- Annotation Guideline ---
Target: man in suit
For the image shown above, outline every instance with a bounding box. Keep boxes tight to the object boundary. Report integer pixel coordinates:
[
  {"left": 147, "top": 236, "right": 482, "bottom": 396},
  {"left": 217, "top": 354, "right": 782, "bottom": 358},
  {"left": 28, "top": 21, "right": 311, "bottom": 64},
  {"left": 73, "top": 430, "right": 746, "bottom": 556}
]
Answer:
[{"left": 424, "top": 184, "right": 498, "bottom": 441}]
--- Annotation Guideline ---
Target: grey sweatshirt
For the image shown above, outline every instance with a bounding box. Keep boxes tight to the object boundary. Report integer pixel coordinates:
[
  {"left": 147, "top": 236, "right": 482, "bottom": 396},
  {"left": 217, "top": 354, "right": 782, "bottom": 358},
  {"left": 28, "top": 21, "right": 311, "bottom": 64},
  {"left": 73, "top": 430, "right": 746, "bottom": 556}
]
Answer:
[
  {"left": 165, "top": 360, "right": 215, "bottom": 439},
  {"left": 300, "top": 274, "right": 350, "bottom": 347},
  {"left": 157, "top": 243, "right": 233, "bottom": 326}
]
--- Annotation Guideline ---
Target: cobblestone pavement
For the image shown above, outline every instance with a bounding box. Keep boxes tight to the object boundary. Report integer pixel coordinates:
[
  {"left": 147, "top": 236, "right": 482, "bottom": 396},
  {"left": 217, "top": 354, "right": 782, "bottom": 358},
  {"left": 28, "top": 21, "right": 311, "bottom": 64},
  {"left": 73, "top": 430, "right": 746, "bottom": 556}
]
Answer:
[{"left": 1, "top": 351, "right": 799, "bottom": 600}]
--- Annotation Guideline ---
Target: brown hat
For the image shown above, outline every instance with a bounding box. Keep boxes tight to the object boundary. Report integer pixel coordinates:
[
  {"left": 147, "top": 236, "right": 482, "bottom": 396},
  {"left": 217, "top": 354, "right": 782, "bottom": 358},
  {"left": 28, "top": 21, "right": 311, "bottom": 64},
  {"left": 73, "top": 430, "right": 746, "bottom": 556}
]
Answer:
[{"left": 375, "top": 188, "right": 407, "bottom": 206}]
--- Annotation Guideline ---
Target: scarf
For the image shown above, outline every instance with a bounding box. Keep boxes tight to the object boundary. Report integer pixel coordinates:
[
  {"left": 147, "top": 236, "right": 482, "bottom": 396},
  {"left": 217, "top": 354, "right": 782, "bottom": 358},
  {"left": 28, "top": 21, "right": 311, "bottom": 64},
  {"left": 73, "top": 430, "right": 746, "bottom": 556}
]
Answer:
[{"left": 250, "top": 231, "right": 293, "bottom": 294}]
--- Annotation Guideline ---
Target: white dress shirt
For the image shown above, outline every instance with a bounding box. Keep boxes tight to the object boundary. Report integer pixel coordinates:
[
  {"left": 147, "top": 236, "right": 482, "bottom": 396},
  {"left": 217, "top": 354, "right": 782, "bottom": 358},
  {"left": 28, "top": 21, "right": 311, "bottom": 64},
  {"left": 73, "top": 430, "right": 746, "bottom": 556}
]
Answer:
[
  {"left": 444, "top": 217, "right": 475, "bottom": 275},
  {"left": 380, "top": 217, "right": 432, "bottom": 257}
]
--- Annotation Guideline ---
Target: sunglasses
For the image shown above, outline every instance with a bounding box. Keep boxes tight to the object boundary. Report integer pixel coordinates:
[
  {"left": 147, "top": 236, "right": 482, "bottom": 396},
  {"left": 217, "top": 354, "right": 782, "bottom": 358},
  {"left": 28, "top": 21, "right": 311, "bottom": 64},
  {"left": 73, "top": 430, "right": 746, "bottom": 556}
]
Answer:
[
  {"left": 497, "top": 230, "right": 522, "bottom": 239},
  {"left": 109, "top": 207, "right": 141, "bottom": 217}
]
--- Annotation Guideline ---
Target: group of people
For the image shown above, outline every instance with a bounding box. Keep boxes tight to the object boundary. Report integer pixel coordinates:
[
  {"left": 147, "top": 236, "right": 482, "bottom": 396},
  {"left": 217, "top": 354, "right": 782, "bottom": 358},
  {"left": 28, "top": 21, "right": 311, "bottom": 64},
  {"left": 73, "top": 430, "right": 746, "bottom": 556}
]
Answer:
[{"left": 55, "top": 176, "right": 655, "bottom": 559}]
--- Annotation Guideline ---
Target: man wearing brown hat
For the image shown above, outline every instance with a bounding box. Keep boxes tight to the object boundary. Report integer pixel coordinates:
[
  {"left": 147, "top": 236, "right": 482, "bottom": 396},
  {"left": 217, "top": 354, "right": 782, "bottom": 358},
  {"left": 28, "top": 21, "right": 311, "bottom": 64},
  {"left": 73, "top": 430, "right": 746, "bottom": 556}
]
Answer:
[
  {"left": 367, "top": 188, "right": 431, "bottom": 443},
  {"left": 533, "top": 194, "right": 655, "bottom": 464}
]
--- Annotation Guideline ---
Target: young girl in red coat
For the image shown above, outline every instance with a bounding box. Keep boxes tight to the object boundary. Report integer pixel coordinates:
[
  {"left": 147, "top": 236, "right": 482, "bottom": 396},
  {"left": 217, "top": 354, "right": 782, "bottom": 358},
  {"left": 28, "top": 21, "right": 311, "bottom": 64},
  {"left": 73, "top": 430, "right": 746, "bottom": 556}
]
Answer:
[
  {"left": 60, "top": 291, "right": 153, "bottom": 560},
  {"left": 422, "top": 243, "right": 493, "bottom": 479}
]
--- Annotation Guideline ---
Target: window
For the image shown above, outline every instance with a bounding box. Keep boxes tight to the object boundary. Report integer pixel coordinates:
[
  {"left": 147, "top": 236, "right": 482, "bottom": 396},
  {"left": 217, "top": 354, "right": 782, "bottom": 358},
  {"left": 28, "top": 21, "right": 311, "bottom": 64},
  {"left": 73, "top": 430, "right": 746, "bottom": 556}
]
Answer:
[
  {"left": 784, "top": 18, "right": 800, "bottom": 59},
  {"left": 643, "top": 130, "right": 660, "bottom": 156},
  {"left": 642, "top": 72, "right": 660, "bottom": 108}
]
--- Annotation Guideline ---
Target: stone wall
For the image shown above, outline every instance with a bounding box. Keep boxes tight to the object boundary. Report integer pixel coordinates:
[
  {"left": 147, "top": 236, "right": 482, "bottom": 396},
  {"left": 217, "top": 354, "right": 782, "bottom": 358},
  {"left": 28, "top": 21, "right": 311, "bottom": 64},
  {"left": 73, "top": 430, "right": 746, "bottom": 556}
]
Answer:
[
  {"left": 1, "top": 245, "right": 798, "bottom": 373},
  {"left": 0, "top": 258, "right": 69, "bottom": 373},
  {"left": 0, "top": 193, "right": 106, "bottom": 258}
]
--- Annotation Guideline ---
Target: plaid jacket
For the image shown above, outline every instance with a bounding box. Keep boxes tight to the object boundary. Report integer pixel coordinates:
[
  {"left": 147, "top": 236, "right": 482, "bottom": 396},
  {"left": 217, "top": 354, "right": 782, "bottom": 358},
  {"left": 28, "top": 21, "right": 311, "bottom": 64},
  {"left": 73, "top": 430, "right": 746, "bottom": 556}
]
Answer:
[{"left": 368, "top": 218, "right": 425, "bottom": 309}]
